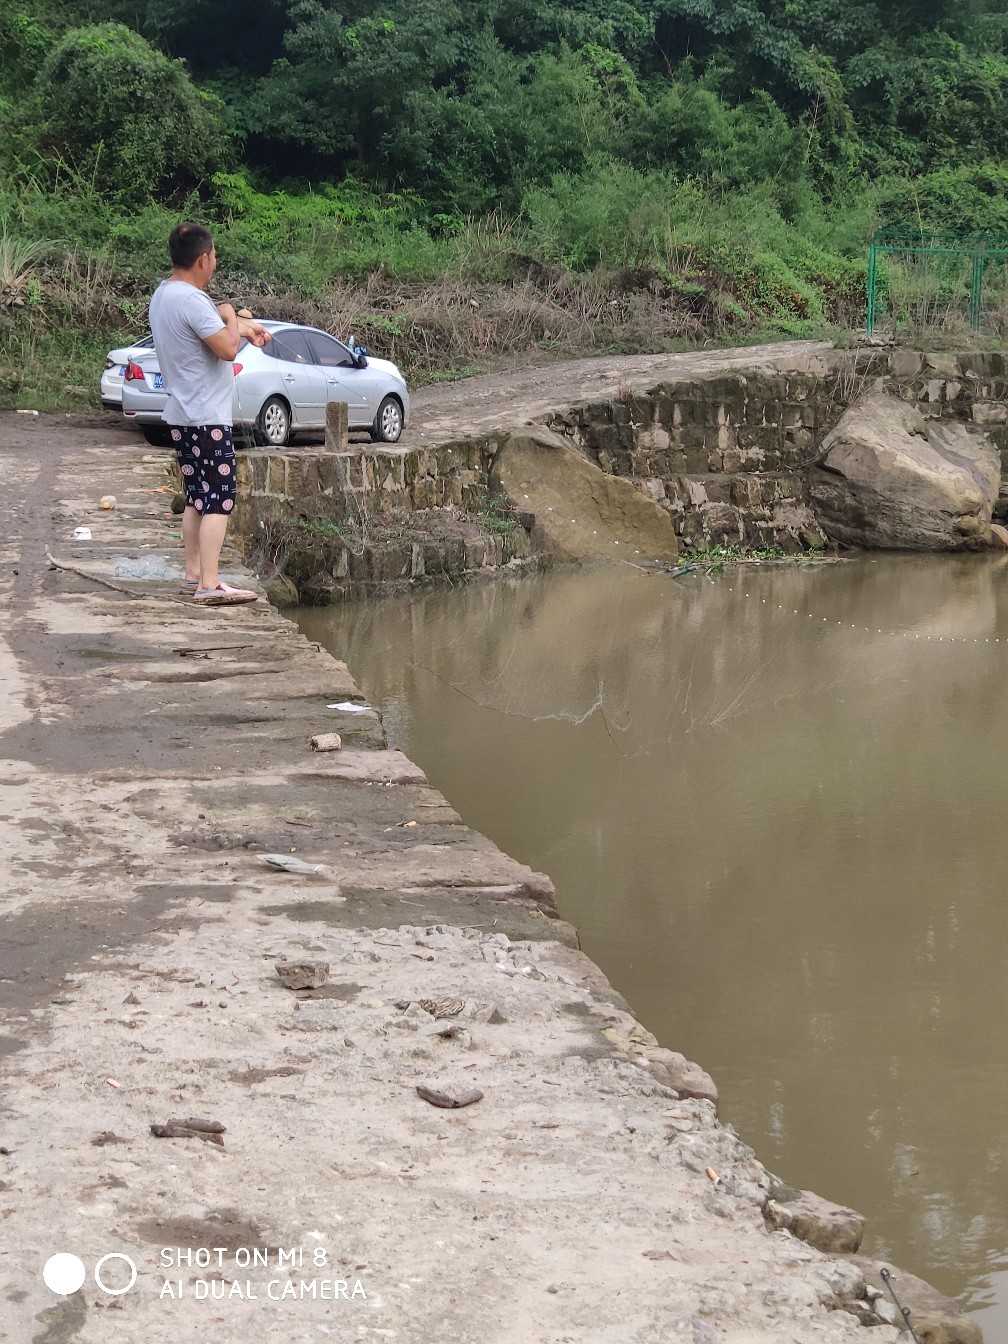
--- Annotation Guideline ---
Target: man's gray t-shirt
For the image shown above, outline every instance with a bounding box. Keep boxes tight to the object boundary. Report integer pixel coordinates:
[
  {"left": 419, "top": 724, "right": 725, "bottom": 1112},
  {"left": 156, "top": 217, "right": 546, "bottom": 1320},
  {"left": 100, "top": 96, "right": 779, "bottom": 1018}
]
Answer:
[{"left": 149, "top": 280, "right": 233, "bottom": 426}]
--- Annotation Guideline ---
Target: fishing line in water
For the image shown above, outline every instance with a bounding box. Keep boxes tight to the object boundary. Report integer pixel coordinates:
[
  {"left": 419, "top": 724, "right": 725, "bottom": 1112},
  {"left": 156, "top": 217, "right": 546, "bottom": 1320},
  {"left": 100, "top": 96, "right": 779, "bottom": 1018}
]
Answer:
[
  {"left": 377, "top": 636, "right": 628, "bottom": 752},
  {"left": 725, "top": 586, "right": 1006, "bottom": 647}
]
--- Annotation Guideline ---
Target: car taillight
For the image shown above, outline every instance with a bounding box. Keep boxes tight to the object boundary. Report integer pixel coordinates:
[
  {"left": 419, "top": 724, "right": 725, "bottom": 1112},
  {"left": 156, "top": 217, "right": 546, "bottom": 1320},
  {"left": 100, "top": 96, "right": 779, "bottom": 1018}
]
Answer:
[
  {"left": 124, "top": 362, "right": 145, "bottom": 381},
  {"left": 104, "top": 358, "right": 115, "bottom": 370},
  {"left": 232, "top": 363, "right": 243, "bottom": 375}
]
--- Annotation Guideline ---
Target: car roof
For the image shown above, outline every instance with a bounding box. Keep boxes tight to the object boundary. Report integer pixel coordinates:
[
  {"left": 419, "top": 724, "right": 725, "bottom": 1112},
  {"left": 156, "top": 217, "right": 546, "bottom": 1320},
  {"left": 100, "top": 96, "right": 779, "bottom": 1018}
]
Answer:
[
  {"left": 260, "top": 321, "right": 344, "bottom": 339},
  {"left": 121, "top": 322, "right": 349, "bottom": 364}
]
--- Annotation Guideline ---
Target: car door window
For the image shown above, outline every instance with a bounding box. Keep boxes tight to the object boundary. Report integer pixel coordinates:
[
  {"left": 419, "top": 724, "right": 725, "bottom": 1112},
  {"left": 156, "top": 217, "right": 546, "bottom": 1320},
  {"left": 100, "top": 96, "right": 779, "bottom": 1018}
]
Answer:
[
  {"left": 305, "top": 331, "right": 356, "bottom": 368},
  {"left": 264, "top": 329, "right": 315, "bottom": 365}
]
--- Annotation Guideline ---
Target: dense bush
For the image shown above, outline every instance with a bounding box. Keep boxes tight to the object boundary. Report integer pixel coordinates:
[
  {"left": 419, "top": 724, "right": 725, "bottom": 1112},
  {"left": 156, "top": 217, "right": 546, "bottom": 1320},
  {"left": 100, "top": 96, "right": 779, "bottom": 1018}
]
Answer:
[{"left": 26, "top": 23, "right": 227, "bottom": 204}]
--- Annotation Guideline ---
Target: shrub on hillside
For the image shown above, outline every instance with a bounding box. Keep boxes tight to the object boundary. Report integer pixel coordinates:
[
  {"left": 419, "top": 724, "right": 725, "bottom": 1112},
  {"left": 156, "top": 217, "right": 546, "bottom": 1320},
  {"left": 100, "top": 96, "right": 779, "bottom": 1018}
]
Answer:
[{"left": 29, "top": 23, "right": 227, "bottom": 205}]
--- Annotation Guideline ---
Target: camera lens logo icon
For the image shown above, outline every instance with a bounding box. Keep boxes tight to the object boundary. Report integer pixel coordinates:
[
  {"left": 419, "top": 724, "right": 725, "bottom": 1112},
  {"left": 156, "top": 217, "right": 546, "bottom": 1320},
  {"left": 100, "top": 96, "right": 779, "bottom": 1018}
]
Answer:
[{"left": 43, "top": 1253, "right": 137, "bottom": 1296}]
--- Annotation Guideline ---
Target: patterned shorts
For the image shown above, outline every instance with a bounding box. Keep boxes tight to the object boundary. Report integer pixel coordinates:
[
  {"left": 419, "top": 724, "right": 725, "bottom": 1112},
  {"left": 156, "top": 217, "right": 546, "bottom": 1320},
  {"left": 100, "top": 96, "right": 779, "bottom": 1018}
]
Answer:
[{"left": 170, "top": 425, "right": 236, "bottom": 516}]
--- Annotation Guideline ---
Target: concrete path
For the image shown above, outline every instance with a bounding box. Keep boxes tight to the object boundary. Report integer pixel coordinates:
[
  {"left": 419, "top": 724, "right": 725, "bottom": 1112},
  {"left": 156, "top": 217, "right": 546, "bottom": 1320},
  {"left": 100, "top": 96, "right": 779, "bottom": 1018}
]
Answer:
[{"left": 1, "top": 412, "right": 887, "bottom": 1343}]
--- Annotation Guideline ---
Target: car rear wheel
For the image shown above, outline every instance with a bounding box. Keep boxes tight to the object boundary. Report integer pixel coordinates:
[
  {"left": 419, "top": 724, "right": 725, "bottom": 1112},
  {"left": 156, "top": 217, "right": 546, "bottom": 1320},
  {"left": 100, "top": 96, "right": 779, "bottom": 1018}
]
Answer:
[
  {"left": 142, "top": 425, "right": 173, "bottom": 447},
  {"left": 371, "top": 395, "right": 404, "bottom": 443},
  {"left": 255, "top": 396, "right": 291, "bottom": 447}
]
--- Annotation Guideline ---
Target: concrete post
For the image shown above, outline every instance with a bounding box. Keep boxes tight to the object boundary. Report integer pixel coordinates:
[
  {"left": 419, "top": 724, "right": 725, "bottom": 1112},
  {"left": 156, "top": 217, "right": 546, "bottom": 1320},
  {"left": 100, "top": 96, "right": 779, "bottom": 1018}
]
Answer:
[{"left": 325, "top": 401, "right": 349, "bottom": 452}]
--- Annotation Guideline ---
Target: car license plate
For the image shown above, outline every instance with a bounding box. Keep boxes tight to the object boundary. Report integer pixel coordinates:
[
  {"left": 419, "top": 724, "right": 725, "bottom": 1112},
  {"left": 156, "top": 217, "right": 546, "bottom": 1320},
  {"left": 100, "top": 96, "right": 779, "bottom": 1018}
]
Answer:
[
  {"left": 152, "top": 372, "right": 164, "bottom": 390},
  {"left": 118, "top": 364, "right": 127, "bottom": 377}
]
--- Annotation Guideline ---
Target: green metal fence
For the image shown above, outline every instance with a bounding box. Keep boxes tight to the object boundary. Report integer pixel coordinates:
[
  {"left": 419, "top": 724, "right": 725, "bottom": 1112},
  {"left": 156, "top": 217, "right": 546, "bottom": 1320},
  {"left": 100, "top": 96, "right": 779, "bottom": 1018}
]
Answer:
[{"left": 866, "top": 228, "right": 1008, "bottom": 338}]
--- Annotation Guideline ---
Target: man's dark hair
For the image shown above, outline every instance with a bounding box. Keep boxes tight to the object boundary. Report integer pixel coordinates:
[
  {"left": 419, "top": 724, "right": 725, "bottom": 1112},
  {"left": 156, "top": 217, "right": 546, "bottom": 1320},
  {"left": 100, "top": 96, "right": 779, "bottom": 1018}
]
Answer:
[{"left": 169, "top": 222, "right": 214, "bottom": 269}]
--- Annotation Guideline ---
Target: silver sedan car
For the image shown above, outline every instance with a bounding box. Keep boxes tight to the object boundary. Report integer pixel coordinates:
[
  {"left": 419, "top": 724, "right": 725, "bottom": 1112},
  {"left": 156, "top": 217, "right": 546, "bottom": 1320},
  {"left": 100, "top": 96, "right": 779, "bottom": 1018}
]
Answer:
[
  {"left": 121, "top": 320, "right": 410, "bottom": 446},
  {"left": 100, "top": 332, "right": 155, "bottom": 408}
]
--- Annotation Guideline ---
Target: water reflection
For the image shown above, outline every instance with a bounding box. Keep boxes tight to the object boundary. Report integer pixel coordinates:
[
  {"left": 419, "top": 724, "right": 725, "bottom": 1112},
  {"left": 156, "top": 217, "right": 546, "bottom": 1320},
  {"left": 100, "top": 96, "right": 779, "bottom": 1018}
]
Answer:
[{"left": 299, "top": 556, "right": 1008, "bottom": 1336}]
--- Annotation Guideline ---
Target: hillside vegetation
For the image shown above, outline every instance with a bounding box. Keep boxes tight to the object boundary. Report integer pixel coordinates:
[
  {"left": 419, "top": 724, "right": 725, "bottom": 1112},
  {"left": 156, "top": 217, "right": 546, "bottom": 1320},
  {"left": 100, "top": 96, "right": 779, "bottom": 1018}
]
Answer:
[{"left": 2, "top": 0, "right": 1008, "bottom": 405}]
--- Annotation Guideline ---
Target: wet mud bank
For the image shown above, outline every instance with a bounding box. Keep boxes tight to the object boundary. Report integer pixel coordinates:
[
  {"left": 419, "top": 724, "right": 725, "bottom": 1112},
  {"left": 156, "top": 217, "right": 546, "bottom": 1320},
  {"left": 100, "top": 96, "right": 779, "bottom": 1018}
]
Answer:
[{"left": 0, "top": 413, "right": 981, "bottom": 1342}]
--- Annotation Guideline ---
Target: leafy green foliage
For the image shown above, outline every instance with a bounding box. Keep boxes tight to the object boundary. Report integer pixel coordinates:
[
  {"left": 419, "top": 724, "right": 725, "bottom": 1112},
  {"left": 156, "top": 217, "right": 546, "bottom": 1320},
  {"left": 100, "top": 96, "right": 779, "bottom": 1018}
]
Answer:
[
  {"left": 0, "top": 1, "right": 54, "bottom": 88},
  {"left": 2, "top": 0, "right": 1008, "bottom": 378},
  {"left": 27, "top": 23, "right": 227, "bottom": 203}
]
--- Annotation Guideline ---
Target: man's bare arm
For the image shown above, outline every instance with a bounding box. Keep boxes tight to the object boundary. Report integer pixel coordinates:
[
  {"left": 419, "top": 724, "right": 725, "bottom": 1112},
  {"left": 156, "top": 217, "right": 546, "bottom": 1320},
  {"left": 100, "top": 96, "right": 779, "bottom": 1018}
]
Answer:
[
  {"left": 238, "top": 317, "right": 271, "bottom": 348},
  {"left": 202, "top": 303, "right": 241, "bottom": 361},
  {"left": 202, "top": 304, "right": 272, "bottom": 361}
]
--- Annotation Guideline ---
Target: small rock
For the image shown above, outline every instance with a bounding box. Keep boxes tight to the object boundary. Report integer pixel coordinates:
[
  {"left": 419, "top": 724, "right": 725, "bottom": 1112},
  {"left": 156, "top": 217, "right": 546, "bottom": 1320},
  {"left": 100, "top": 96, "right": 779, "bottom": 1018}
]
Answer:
[
  {"left": 275, "top": 959, "right": 330, "bottom": 990},
  {"left": 971, "top": 401, "right": 1008, "bottom": 426},
  {"left": 682, "top": 1317, "right": 723, "bottom": 1344},
  {"left": 637, "top": 1043, "right": 718, "bottom": 1108},
  {"left": 841, "top": 1299, "right": 879, "bottom": 1326},
  {"left": 874, "top": 1299, "right": 898, "bottom": 1326},
  {"left": 824, "top": 1258, "right": 865, "bottom": 1302}
]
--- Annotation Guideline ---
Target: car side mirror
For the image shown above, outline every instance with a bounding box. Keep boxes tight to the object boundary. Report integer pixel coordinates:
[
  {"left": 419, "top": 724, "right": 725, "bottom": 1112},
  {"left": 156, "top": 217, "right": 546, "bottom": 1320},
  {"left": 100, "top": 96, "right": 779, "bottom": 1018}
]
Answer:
[{"left": 355, "top": 352, "right": 368, "bottom": 368}]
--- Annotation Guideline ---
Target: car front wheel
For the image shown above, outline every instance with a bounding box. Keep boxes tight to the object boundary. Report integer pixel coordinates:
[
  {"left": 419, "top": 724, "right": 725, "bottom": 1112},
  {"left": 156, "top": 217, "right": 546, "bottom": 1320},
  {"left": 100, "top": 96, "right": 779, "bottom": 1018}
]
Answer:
[
  {"left": 255, "top": 396, "right": 291, "bottom": 447},
  {"left": 372, "top": 395, "right": 404, "bottom": 443}
]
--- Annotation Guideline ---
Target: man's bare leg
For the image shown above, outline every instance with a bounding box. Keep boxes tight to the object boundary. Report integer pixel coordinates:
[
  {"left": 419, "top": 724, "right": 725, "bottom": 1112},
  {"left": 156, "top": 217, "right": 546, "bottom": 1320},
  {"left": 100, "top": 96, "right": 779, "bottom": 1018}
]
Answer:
[
  {"left": 181, "top": 505, "right": 202, "bottom": 584},
  {"left": 197, "top": 513, "right": 229, "bottom": 591}
]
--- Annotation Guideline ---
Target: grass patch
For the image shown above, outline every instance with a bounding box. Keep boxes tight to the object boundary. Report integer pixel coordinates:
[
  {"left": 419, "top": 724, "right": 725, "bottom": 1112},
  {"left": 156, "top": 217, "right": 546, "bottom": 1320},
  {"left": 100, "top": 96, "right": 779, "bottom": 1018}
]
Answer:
[
  {"left": 472, "top": 487, "right": 520, "bottom": 536},
  {"left": 679, "top": 541, "right": 819, "bottom": 575},
  {"left": 0, "top": 321, "right": 118, "bottom": 410}
]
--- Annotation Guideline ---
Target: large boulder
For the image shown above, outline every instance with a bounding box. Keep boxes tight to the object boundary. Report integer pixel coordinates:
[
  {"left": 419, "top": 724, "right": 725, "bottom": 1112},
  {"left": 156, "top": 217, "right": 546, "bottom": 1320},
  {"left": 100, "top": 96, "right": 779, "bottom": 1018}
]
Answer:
[
  {"left": 810, "top": 394, "right": 1000, "bottom": 550},
  {"left": 490, "top": 426, "right": 679, "bottom": 564}
]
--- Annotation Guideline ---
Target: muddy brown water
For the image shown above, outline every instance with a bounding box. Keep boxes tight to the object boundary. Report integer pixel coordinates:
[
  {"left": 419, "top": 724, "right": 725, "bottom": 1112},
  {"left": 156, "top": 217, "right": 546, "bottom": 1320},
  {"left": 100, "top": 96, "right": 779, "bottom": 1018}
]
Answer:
[{"left": 299, "top": 555, "right": 1008, "bottom": 1336}]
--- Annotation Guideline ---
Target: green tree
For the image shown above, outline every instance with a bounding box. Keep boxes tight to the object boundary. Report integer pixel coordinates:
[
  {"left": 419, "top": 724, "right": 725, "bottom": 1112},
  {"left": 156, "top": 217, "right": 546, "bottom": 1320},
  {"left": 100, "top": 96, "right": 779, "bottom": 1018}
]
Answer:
[
  {"left": 228, "top": 0, "right": 470, "bottom": 175},
  {"left": 391, "top": 41, "right": 618, "bottom": 214},
  {"left": 846, "top": 32, "right": 1008, "bottom": 173},
  {"left": 30, "top": 22, "right": 227, "bottom": 201},
  {"left": 141, "top": 0, "right": 287, "bottom": 76},
  {"left": 0, "top": 1, "right": 54, "bottom": 90}
]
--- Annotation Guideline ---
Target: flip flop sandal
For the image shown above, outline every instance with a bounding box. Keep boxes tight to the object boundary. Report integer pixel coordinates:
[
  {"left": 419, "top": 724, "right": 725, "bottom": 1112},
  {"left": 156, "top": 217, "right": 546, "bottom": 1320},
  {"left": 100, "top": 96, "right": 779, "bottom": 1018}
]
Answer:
[
  {"left": 179, "top": 579, "right": 199, "bottom": 595},
  {"left": 193, "top": 583, "right": 259, "bottom": 606}
]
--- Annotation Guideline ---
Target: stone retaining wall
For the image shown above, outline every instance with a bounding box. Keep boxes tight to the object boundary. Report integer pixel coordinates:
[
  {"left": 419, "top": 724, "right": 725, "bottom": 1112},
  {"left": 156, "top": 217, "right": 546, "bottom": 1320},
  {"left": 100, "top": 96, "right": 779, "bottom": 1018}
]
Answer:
[
  {"left": 542, "top": 365, "right": 868, "bottom": 551},
  {"left": 279, "top": 524, "right": 535, "bottom": 604},
  {"left": 540, "top": 350, "right": 1008, "bottom": 545},
  {"left": 224, "top": 348, "right": 1008, "bottom": 600},
  {"left": 228, "top": 442, "right": 534, "bottom": 599},
  {"left": 228, "top": 367, "right": 865, "bottom": 571},
  {"left": 232, "top": 440, "right": 488, "bottom": 537}
]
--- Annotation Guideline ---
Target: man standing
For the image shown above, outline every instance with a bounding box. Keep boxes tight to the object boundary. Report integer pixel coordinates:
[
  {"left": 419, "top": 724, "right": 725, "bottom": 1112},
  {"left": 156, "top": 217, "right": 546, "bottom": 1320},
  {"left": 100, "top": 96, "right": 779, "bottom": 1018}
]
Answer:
[{"left": 149, "top": 222, "right": 271, "bottom": 605}]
